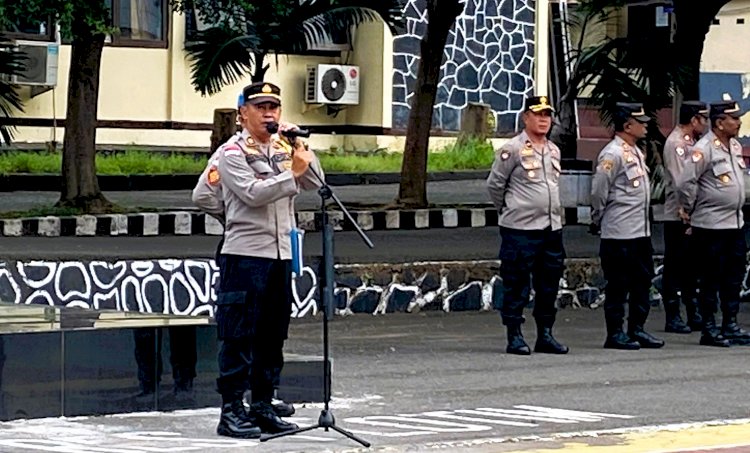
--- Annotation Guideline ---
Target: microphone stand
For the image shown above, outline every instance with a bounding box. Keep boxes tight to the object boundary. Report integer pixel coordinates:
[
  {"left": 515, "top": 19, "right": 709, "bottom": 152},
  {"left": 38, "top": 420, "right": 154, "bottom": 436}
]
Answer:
[{"left": 261, "top": 135, "right": 373, "bottom": 447}]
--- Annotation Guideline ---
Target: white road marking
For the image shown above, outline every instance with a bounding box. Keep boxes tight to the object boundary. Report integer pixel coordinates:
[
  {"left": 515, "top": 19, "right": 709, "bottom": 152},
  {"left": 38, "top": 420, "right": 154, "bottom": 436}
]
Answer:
[
  {"left": 473, "top": 408, "right": 587, "bottom": 423},
  {"left": 343, "top": 415, "right": 492, "bottom": 433},
  {"left": 515, "top": 405, "right": 637, "bottom": 420},
  {"left": 0, "top": 405, "right": 639, "bottom": 447},
  {"left": 405, "top": 417, "right": 750, "bottom": 453},
  {"left": 417, "top": 411, "right": 537, "bottom": 427}
]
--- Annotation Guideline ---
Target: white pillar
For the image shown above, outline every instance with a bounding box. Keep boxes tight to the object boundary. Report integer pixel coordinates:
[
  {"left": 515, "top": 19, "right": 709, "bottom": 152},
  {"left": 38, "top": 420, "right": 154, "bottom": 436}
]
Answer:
[{"left": 534, "top": 0, "right": 551, "bottom": 96}]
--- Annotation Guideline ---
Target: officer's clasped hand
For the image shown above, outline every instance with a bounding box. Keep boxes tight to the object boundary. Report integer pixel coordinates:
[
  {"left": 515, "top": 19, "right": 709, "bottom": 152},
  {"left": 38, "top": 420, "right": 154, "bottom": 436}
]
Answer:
[{"left": 291, "top": 148, "right": 313, "bottom": 178}]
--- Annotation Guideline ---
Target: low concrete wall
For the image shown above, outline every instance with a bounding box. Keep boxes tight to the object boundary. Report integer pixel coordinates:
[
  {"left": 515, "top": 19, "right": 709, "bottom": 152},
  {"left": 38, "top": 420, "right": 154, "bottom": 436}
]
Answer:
[{"left": 6, "top": 257, "right": 746, "bottom": 319}]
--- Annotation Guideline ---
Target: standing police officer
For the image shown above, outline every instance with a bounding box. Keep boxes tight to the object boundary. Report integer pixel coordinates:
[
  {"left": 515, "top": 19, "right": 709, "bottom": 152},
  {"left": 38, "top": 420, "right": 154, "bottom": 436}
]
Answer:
[
  {"left": 192, "top": 91, "right": 296, "bottom": 420},
  {"left": 487, "top": 95, "right": 568, "bottom": 356},
  {"left": 591, "top": 103, "right": 664, "bottom": 350},
  {"left": 677, "top": 100, "right": 750, "bottom": 347},
  {"left": 660, "top": 101, "right": 709, "bottom": 333},
  {"left": 212, "top": 81, "right": 323, "bottom": 438}
]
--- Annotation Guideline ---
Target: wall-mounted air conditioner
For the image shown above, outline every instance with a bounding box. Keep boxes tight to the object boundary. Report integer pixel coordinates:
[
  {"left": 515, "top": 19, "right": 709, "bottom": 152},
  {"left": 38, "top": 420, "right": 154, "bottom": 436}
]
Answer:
[
  {"left": 305, "top": 64, "right": 360, "bottom": 105},
  {"left": 11, "top": 40, "right": 59, "bottom": 86}
]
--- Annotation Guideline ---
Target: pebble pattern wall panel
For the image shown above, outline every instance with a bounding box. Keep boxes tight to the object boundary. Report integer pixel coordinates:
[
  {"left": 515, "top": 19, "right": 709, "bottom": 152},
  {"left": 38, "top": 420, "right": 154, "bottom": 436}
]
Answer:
[{"left": 392, "top": 0, "right": 536, "bottom": 134}]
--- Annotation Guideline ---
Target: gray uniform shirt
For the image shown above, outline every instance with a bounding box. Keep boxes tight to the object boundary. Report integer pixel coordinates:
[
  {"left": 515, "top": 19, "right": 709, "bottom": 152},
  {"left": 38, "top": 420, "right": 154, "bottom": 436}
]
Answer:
[
  {"left": 218, "top": 130, "right": 323, "bottom": 259},
  {"left": 590, "top": 136, "right": 651, "bottom": 239},
  {"left": 191, "top": 131, "right": 246, "bottom": 221},
  {"left": 677, "top": 130, "right": 745, "bottom": 230},
  {"left": 663, "top": 126, "right": 696, "bottom": 221},
  {"left": 487, "top": 131, "right": 563, "bottom": 231}
]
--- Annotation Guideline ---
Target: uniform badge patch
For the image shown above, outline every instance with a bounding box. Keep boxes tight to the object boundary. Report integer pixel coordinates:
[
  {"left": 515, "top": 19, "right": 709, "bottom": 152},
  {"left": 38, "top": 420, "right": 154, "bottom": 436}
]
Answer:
[
  {"left": 676, "top": 147, "right": 685, "bottom": 157},
  {"left": 207, "top": 166, "right": 220, "bottom": 185},
  {"left": 600, "top": 160, "right": 614, "bottom": 172},
  {"left": 500, "top": 151, "right": 511, "bottom": 160},
  {"left": 521, "top": 148, "right": 534, "bottom": 157},
  {"left": 691, "top": 151, "right": 703, "bottom": 162},
  {"left": 713, "top": 138, "right": 722, "bottom": 148},
  {"left": 720, "top": 174, "right": 731, "bottom": 183}
]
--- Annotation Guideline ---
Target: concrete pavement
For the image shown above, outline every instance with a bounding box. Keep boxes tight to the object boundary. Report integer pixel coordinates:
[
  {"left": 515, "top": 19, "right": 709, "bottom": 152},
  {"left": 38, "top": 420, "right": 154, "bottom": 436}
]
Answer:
[
  {"left": 0, "top": 309, "right": 747, "bottom": 452},
  {"left": 0, "top": 225, "right": 667, "bottom": 261},
  {"left": 0, "top": 180, "right": 492, "bottom": 213}
]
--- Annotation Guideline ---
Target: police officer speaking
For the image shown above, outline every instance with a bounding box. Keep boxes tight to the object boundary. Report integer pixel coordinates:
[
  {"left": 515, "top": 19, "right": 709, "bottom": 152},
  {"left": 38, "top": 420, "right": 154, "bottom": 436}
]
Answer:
[
  {"left": 487, "top": 95, "right": 568, "bottom": 356},
  {"left": 591, "top": 102, "right": 664, "bottom": 351},
  {"left": 660, "top": 101, "right": 709, "bottom": 333},
  {"left": 192, "top": 89, "right": 298, "bottom": 426},
  {"left": 677, "top": 99, "right": 750, "bottom": 347},
  {"left": 206, "top": 81, "right": 323, "bottom": 439}
]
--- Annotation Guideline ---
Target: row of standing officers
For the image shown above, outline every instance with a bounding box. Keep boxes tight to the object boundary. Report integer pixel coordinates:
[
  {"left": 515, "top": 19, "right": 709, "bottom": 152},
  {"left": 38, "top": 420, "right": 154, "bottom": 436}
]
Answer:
[{"left": 487, "top": 96, "right": 750, "bottom": 354}]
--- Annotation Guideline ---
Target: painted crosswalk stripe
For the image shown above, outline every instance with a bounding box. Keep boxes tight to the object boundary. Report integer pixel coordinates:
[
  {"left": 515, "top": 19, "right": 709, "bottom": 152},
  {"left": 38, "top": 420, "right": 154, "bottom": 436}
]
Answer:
[
  {"left": 417, "top": 411, "right": 538, "bottom": 427},
  {"left": 473, "top": 408, "right": 585, "bottom": 423},
  {"left": 343, "top": 415, "right": 492, "bottom": 433},
  {"left": 515, "top": 405, "right": 636, "bottom": 420}
]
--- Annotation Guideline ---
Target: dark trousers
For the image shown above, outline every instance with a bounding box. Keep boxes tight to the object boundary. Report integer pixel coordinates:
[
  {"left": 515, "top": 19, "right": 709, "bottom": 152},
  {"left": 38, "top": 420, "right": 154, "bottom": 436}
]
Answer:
[
  {"left": 661, "top": 221, "right": 697, "bottom": 303},
  {"left": 215, "top": 255, "right": 292, "bottom": 404},
  {"left": 498, "top": 227, "right": 565, "bottom": 326},
  {"left": 133, "top": 326, "right": 198, "bottom": 393},
  {"left": 599, "top": 237, "right": 654, "bottom": 332},
  {"left": 691, "top": 228, "right": 746, "bottom": 324}
]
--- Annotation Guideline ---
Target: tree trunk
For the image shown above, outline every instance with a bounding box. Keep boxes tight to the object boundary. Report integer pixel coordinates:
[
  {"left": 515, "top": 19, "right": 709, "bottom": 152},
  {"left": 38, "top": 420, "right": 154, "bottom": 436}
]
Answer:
[
  {"left": 672, "top": 0, "right": 731, "bottom": 99},
  {"left": 397, "top": 0, "right": 463, "bottom": 208},
  {"left": 210, "top": 108, "right": 238, "bottom": 153},
  {"left": 549, "top": 83, "right": 579, "bottom": 158},
  {"left": 252, "top": 51, "right": 269, "bottom": 82},
  {"left": 57, "top": 20, "right": 111, "bottom": 213}
]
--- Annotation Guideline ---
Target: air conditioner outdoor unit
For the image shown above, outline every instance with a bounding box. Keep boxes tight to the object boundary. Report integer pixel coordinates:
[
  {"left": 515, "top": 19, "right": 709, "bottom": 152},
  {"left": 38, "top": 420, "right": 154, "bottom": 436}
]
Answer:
[
  {"left": 12, "top": 40, "right": 59, "bottom": 87},
  {"left": 305, "top": 64, "right": 360, "bottom": 105}
]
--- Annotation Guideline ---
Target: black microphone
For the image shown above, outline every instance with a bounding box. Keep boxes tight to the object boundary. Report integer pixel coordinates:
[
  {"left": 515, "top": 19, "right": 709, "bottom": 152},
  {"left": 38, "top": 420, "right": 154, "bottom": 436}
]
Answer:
[{"left": 265, "top": 121, "right": 311, "bottom": 138}]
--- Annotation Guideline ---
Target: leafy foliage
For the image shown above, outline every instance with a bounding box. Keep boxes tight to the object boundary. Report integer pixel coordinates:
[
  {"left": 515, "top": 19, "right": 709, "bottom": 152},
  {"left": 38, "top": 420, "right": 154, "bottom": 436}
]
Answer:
[
  {"left": 0, "top": 139, "right": 495, "bottom": 175},
  {"left": 173, "top": 0, "right": 407, "bottom": 94},
  {"left": 0, "top": 36, "right": 25, "bottom": 144}
]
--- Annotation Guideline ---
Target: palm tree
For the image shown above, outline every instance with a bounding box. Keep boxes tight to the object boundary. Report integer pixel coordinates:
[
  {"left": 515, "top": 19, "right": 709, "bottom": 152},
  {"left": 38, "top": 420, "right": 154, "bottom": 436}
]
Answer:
[
  {"left": 550, "top": 0, "right": 677, "bottom": 201},
  {"left": 174, "top": 0, "right": 406, "bottom": 95},
  {"left": 0, "top": 36, "right": 26, "bottom": 145}
]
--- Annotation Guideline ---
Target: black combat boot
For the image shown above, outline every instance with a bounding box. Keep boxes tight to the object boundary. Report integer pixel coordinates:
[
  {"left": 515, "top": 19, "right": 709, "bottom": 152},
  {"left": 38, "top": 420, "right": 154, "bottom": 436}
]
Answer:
[
  {"left": 628, "top": 326, "right": 665, "bottom": 349},
  {"left": 506, "top": 324, "right": 531, "bottom": 355},
  {"left": 271, "top": 390, "right": 296, "bottom": 417},
  {"left": 248, "top": 401, "right": 299, "bottom": 434},
  {"left": 684, "top": 297, "right": 703, "bottom": 331},
  {"left": 533, "top": 318, "right": 569, "bottom": 354},
  {"left": 604, "top": 318, "right": 640, "bottom": 350},
  {"left": 722, "top": 316, "right": 750, "bottom": 345},
  {"left": 216, "top": 400, "right": 262, "bottom": 439},
  {"left": 663, "top": 299, "right": 691, "bottom": 333},
  {"left": 700, "top": 318, "right": 730, "bottom": 347}
]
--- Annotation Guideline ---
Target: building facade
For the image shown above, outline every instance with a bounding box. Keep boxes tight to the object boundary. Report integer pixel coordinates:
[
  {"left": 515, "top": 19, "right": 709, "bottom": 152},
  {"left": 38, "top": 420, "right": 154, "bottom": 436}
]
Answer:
[{"left": 4, "top": 1, "right": 544, "bottom": 151}]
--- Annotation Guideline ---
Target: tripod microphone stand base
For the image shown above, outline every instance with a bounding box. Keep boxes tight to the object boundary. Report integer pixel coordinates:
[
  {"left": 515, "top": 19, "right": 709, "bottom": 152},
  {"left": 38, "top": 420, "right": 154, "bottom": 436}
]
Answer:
[{"left": 260, "top": 408, "right": 371, "bottom": 447}]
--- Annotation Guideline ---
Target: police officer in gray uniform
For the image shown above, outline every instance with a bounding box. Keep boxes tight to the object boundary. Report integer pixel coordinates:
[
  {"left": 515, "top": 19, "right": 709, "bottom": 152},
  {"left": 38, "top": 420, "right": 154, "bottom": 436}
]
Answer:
[
  {"left": 591, "top": 102, "right": 664, "bottom": 350},
  {"left": 660, "top": 101, "right": 709, "bottom": 333},
  {"left": 212, "top": 81, "right": 323, "bottom": 438},
  {"left": 487, "top": 95, "right": 568, "bottom": 356},
  {"left": 192, "top": 91, "right": 296, "bottom": 420},
  {"left": 677, "top": 100, "right": 750, "bottom": 347}
]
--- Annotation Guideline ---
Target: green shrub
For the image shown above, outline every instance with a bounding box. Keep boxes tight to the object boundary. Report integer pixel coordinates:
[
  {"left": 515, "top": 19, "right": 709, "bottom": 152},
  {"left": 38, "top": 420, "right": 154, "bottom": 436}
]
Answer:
[{"left": 0, "top": 139, "right": 495, "bottom": 175}]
